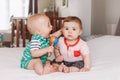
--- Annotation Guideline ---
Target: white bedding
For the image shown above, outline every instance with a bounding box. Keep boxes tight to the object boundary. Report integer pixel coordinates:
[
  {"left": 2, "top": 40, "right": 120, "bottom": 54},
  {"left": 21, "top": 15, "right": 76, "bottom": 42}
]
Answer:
[{"left": 0, "top": 35, "right": 120, "bottom": 80}]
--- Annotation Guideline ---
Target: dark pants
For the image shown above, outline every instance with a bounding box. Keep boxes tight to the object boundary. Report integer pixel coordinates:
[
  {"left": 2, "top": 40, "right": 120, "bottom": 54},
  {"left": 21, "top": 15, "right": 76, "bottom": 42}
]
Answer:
[{"left": 51, "top": 59, "right": 84, "bottom": 69}]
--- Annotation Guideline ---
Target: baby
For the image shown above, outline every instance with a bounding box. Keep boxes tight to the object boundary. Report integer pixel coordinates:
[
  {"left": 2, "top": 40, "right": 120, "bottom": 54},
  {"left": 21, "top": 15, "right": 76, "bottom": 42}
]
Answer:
[
  {"left": 53, "top": 16, "right": 91, "bottom": 73},
  {"left": 21, "top": 13, "right": 61, "bottom": 75}
]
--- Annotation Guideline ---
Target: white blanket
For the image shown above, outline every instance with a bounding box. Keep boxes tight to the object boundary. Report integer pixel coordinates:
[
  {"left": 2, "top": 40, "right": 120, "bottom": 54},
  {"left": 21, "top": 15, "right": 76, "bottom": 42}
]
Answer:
[{"left": 0, "top": 35, "right": 120, "bottom": 80}]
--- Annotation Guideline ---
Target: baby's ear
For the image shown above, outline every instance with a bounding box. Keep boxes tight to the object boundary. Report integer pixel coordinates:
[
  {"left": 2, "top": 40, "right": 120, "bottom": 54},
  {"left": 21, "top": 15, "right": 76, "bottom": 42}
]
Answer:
[{"left": 79, "top": 31, "right": 82, "bottom": 35}]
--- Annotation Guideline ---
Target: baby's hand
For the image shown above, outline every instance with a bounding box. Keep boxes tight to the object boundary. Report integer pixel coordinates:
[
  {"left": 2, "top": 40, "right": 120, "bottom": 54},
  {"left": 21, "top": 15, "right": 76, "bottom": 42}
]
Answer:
[
  {"left": 47, "top": 46, "right": 54, "bottom": 53},
  {"left": 56, "top": 56, "right": 63, "bottom": 62}
]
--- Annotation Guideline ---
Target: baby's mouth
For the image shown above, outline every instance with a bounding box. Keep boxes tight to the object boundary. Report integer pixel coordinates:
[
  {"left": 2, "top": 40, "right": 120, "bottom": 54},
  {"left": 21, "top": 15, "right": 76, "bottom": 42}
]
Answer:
[{"left": 68, "top": 35, "right": 72, "bottom": 37}]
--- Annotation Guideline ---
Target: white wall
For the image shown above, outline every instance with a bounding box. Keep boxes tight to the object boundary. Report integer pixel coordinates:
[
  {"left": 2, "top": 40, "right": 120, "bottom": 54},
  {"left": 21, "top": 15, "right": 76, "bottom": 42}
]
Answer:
[
  {"left": 0, "top": 0, "right": 9, "bottom": 30},
  {"left": 56, "top": 0, "right": 91, "bottom": 36},
  {"left": 0, "top": 0, "right": 29, "bottom": 30},
  {"left": 38, "top": 0, "right": 120, "bottom": 35},
  {"left": 105, "top": 0, "right": 120, "bottom": 24},
  {"left": 91, "top": 0, "right": 106, "bottom": 34},
  {"left": 38, "top": 0, "right": 50, "bottom": 13},
  {"left": 92, "top": 0, "right": 120, "bottom": 35},
  {"left": 9, "top": 0, "right": 29, "bottom": 17}
]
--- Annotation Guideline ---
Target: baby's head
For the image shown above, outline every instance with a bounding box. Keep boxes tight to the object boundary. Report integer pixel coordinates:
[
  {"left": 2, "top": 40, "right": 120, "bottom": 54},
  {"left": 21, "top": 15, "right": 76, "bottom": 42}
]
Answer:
[
  {"left": 62, "top": 16, "right": 82, "bottom": 32},
  {"left": 27, "top": 13, "right": 52, "bottom": 38},
  {"left": 61, "top": 16, "right": 82, "bottom": 40}
]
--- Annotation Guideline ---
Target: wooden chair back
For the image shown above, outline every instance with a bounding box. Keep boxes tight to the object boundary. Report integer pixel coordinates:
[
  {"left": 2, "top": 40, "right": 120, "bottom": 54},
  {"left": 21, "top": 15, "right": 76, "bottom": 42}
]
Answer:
[{"left": 11, "top": 17, "right": 65, "bottom": 47}]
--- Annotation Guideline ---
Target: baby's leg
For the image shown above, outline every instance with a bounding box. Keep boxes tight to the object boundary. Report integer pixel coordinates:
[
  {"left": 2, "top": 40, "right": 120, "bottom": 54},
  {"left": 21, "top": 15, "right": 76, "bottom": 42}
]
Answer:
[
  {"left": 63, "top": 66, "right": 69, "bottom": 73},
  {"left": 52, "top": 63, "right": 59, "bottom": 72},
  {"left": 43, "top": 60, "right": 60, "bottom": 74},
  {"left": 43, "top": 60, "right": 53, "bottom": 74},
  {"left": 58, "top": 63, "right": 69, "bottom": 73},
  {"left": 69, "top": 60, "right": 84, "bottom": 72},
  {"left": 58, "top": 63, "right": 64, "bottom": 72},
  {"left": 27, "top": 58, "right": 44, "bottom": 75}
]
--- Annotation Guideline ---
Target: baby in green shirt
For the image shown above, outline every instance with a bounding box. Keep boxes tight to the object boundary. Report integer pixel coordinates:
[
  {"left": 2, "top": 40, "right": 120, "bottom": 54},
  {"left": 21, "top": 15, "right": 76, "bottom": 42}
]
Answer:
[{"left": 21, "top": 13, "right": 61, "bottom": 75}]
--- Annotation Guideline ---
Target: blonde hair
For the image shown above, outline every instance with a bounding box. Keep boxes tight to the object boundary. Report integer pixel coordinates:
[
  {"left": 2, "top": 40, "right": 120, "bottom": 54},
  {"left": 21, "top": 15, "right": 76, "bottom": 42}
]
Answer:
[
  {"left": 62, "top": 16, "right": 82, "bottom": 30},
  {"left": 27, "top": 13, "right": 48, "bottom": 34}
]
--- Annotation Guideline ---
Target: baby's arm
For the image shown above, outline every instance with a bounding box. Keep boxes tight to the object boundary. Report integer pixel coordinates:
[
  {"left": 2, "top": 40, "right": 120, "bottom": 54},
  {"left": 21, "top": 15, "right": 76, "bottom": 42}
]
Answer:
[
  {"left": 31, "top": 46, "right": 54, "bottom": 57},
  {"left": 51, "top": 29, "right": 62, "bottom": 37},
  {"left": 79, "top": 54, "right": 90, "bottom": 72},
  {"left": 54, "top": 46, "right": 63, "bottom": 62}
]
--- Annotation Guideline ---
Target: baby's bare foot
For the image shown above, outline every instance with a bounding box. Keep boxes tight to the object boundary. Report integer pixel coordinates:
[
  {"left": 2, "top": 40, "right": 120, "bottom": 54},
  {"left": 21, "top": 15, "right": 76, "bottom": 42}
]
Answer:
[
  {"left": 58, "top": 63, "right": 64, "bottom": 72},
  {"left": 69, "top": 67, "right": 79, "bottom": 72},
  {"left": 63, "top": 66, "right": 69, "bottom": 73},
  {"left": 51, "top": 65, "right": 59, "bottom": 72},
  {"left": 43, "top": 62, "right": 52, "bottom": 74}
]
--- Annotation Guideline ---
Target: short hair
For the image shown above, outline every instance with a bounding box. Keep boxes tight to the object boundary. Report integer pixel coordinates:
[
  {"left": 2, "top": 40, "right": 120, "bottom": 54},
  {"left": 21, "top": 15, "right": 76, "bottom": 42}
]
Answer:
[
  {"left": 62, "top": 16, "right": 82, "bottom": 30},
  {"left": 27, "top": 13, "right": 48, "bottom": 34}
]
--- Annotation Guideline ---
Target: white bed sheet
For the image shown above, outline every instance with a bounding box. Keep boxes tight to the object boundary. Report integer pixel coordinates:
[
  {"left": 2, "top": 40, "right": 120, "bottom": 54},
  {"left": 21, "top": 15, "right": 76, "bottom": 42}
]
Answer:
[{"left": 0, "top": 35, "right": 120, "bottom": 80}]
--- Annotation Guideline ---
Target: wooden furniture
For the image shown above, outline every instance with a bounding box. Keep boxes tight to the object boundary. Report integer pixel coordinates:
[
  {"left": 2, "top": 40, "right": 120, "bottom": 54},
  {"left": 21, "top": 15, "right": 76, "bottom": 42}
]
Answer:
[
  {"left": 45, "top": 11, "right": 58, "bottom": 18},
  {"left": 11, "top": 17, "right": 65, "bottom": 47},
  {"left": 50, "top": 17, "right": 65, "bottom": 33},
  {"left": 11, "top": 17, "right": 31, "bottom": 47},
  {"left": 3, "top": 41, "right": 11, "bottom": 47}
]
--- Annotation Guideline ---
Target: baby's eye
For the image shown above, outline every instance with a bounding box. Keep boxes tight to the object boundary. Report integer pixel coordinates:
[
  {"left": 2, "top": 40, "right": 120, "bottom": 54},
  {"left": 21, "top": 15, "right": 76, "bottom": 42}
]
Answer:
[
  {"left": 48, "top": 24, "right": 51, "bottom": 27},
  {"left": 65, "top": 28, "right": 68, "bottom": 30},
  {"left": 73, "top": 28, "right": 76, "bottom": 31}
]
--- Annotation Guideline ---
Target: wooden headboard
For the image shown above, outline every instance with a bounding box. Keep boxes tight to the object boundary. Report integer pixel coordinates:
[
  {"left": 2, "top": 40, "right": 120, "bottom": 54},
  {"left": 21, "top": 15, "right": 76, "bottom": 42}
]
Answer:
[{"left": 11, "top": 17, "right": 65, "bottom": 47}]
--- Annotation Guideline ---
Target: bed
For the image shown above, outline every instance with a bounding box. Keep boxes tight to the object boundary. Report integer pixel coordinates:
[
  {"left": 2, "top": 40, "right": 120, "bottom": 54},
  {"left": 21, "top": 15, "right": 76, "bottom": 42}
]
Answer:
[{"left": 1, "top": 35, "right": 120, "bottom": 80}]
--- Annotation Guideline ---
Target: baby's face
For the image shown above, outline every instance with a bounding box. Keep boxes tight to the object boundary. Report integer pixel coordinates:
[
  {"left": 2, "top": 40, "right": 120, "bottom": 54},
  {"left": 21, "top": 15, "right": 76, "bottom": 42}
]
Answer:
[
  {"left": 62, "top": 21, "right": 82, "bottom": 40},
  {"left": 37, "top": 16, "right": 52, "bottom": 38}
]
